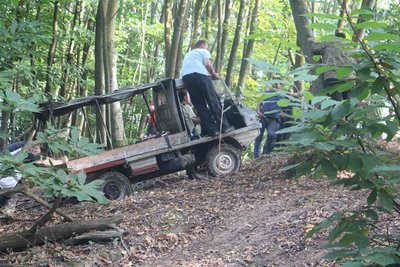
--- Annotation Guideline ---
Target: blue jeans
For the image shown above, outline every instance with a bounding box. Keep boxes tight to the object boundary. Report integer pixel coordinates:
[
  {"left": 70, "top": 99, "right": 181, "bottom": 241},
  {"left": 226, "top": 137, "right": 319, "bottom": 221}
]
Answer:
[{"left": 253, "top": 117, "right": 280, "bottom": 158}]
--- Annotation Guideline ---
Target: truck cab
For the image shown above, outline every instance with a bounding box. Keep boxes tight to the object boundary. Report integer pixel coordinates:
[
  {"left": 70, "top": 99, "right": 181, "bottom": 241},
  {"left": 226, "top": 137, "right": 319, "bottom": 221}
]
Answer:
[{"left": 35, "top": 78, "right": 260, "bottom": 200}]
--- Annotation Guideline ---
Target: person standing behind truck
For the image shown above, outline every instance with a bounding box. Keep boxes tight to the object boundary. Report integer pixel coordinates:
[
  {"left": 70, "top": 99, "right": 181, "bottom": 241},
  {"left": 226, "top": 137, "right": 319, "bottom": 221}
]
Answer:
[
  {"left": 253, "top": 82, "right": 284, "bottom": 158},
  {"left": 311, "top": 31, "right": 356, "bottom": 101},
  {"left": 181, "top": 40, "right": 234, "bottom": 137}
]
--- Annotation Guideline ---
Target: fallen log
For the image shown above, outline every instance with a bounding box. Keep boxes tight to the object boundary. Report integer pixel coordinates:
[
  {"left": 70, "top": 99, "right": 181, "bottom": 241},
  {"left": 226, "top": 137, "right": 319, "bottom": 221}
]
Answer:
[{"left": 0, "top": 214, "right": 123, "bottom": 251}]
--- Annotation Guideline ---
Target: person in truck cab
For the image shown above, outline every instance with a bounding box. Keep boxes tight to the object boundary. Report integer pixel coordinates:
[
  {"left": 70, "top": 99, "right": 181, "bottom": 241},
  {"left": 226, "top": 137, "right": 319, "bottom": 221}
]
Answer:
[
  {"left": 180, "top": 40, "right": 235, "bottom": 137},
  {"left": 178, "top": 90, "right": 201, "bottom": 139}
]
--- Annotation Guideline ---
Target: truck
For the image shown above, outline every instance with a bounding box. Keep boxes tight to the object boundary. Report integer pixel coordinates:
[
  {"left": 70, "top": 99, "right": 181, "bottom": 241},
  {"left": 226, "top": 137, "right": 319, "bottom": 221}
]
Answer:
[{"left": 35, "top": 78, "right": 260, "bottom": 200}]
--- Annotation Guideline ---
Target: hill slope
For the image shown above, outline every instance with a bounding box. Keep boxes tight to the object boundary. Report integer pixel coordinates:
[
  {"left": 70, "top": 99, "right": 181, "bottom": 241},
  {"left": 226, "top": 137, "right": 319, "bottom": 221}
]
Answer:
[{"left": 1, "top": 154, "right": 365, "bottom": 266}]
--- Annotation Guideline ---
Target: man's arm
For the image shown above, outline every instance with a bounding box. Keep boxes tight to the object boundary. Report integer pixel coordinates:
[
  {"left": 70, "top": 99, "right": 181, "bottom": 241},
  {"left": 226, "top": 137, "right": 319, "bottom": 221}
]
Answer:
[{"left": 204, "top": 58, "right": 221, "bottom": 80}]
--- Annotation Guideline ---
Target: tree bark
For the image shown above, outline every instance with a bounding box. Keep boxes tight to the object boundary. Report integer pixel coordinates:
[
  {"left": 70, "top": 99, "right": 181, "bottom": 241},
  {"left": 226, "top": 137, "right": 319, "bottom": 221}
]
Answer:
[
  {"left": 190, "top": 0, "right": 204, "bottom": 49},
  {"left": 44, "top": 0, "right": 59, "bottom": 94},
  {"left": 105, "top": 0, "right": 126, "bottom": 147},
  {"left": 164, "top": 0, "right": 173, "bottom": 76},
  {"left": 226, "top": 0, "right": 248, "bottom": 88},
  {"left": 166, "top": 0, "right": 189, "bottom": 78},
  {"left": 94, "top": 0, "right": 107, "bottom": 146},
  {"left": 352, "top": 0, "right": 376, "bottom": 42},
  {"left": 236, "top": 0, "right": 261, "bottom": 97},
  {"left": 0, "top": 215, "right": 123, "bottom": 251}
]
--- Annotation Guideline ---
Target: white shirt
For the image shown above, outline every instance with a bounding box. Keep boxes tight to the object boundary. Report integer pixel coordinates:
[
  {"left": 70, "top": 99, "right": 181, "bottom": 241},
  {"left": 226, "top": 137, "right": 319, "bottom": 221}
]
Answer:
[{"left": 181, "top": 48, "right": 211, "bottom": 77}]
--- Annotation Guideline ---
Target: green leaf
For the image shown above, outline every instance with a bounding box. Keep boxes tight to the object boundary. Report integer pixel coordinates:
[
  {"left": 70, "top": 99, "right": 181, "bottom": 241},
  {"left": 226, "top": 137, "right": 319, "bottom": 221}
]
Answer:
[
  {"left": 295, "top": 160, "right": 313, "bottom": 177},
  {"left": 370, "top": 165, "right": 400, "bottom": 173},
  {"left": 351, "top": 8, "right": 373, "bottom": 16},
  {"left": 374, "top": 255, "right": 400, "bottom": 266},
  {"left": 277, "top": 98, "right": 290, "bottom": 107},
  {"left": 364, "top": 32, "right": 400, "bottom": 41},
  {"left": 367, "top": 189, "right": 377, "bottom": 206},
  {"left": 305, "top": 13, "right": 342, "bottom": 20},
  {"left": 374, "top": 43, "right": 400, "bottom": 52},
  {"left": 307, "top": 23, "right": 337, "bottom": 31},
  {"left": 356, "top": 21, "right": 388, "bottom": 29},
  {"left": 378, "top": 189, "right": 393, "bottom": 211},
  {"left": 341, "top": 262, "right": 364, "bottom": 267},
  {"left": 330, "top": 101, "right": 351, "bottom": 121},
  {"left": 325, "top": 249, "right": 357, "bottom": 260},
  {"left": 320, "top": 159, "right": 337, "bottom": 179},
  {"left": 336, "top": 67, "right": 354, "bottom": 80}
]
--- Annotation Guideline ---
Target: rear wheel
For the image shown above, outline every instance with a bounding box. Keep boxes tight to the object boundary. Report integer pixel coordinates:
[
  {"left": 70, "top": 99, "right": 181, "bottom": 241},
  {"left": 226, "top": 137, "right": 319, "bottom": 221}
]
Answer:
[
  {"left": 205, "top": 144, "right": 241, "bottom": 176},
  {"left": 96, "top": 171, "right": 132, "bottom": 200}
]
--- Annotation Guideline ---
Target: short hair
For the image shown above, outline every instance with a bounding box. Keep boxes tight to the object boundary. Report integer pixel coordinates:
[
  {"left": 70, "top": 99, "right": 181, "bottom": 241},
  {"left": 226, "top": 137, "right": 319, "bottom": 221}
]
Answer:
[
  {"left": 178, "top": 90, "right": 187, "bottom": 102},
  {"left": 194, "top": 40, "right": 207, "bottom": 48},
  {"left": 335, "top": 32, "right": 346, "bottom": 39}
]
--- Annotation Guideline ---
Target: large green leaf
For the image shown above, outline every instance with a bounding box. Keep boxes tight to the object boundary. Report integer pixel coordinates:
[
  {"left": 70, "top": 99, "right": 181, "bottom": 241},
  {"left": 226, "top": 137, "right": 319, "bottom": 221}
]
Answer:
[{"left": 356, "top": 21, "right": 388, "bottom": 29}]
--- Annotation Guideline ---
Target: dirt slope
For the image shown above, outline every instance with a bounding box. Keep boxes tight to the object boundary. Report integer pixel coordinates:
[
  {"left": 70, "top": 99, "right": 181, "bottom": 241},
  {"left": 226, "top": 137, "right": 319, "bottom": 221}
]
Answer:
[{"left": 0, "top": 154, "right": 366, "bottom": 266}]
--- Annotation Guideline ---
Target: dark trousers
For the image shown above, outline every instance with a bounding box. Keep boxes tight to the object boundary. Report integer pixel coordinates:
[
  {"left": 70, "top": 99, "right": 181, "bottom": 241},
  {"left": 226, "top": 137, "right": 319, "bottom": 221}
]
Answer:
[
  {"left": 253, "top": 117, "right": 280, "bottom": 158},
  {"left": 182, "top": 73, "right": 230, "bottom": 135}
]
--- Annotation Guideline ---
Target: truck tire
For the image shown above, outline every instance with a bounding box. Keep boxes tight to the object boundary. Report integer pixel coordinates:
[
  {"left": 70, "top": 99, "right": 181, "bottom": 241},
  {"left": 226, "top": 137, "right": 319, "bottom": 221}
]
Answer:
[
  {"left": 205, "top": 144, "right": 241, "bottom": 177},
  {"left": 97, "top": 171, "right": 132, "bottom": 200}
]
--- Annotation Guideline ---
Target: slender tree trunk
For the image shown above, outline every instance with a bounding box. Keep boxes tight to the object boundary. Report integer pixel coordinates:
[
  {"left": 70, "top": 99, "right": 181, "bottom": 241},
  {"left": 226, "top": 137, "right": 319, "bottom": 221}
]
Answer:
[
  {"left": 190, "top": 0, "right": 204, "bottom": 49},
  {"left": 166, "top": 0, "right": 188, "bottom": 78},
  {"left": 104, "top": 0, "right": 126, "bottom": 147},
  {"left": 226, "top": 0, "right": 247, "bottom": 88},
  {"left": 94, "top": 1, "right": 107, "bottom": 146},
  {"left": 164, "top": 0, "right": 172, "bottom": 76},
  {"left": 352, "top": 0, "right": 376, "bottom": 42},
  {"left": 337, "top": 0, "right": 348, "bottom": 33},
  {"left": 219, "top": 0, "right": 233, "bottom": 71},
  {"left": 205, "top": 0, "right": 212, "bottom": 40},
  {"left": 236, "top": 0, "right": 261, "bottom": 97},
  {"left": 214, "top": 0, "right": 223, "bottom": 72},
  {"left": 45, "top": 1, "right": 59, "bottom": 94}
]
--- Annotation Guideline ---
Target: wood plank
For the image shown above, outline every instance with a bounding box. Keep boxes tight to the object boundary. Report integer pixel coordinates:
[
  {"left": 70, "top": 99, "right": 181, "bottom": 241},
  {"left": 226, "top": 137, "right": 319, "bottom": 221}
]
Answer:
[{"left": 67, "top": 132, "right": 189, "bottom": 172}]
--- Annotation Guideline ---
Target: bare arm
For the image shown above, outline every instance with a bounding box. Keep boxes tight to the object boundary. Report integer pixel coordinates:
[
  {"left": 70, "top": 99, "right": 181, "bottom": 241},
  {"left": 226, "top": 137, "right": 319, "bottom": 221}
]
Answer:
[{"left": 204, "top": 58, "right": 221, "bottom": 80}]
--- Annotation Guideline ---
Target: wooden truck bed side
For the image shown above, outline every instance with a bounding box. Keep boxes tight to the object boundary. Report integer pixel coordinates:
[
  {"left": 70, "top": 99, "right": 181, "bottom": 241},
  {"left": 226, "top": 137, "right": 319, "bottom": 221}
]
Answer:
[{"left": 67, "top": 132, "right": 190, "bottom": 173}]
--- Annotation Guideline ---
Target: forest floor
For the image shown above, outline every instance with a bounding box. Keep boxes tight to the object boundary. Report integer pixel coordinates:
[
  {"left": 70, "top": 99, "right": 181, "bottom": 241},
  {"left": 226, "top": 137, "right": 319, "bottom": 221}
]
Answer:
[{"left": 1, "top": 141, "right": 399, "bottom": 267}]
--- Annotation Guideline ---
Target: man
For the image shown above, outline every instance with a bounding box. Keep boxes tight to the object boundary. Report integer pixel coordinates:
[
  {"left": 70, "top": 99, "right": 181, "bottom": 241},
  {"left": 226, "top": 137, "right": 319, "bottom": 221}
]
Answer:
[
  {"left": 178, "top": 90, "right": 201, "bottom": 138},
  {"left": 253, "top": 82, "right": 284, "bottom": 158},
  {"left": 181, "top": 40, "right": 234, "bottom": 136},
  {"left": 311, "top": 32, "right": 356, "bottom": 101}
]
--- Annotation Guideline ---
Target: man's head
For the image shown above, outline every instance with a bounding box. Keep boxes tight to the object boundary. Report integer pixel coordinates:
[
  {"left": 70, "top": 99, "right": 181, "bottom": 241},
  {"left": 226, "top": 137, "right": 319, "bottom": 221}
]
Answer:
[
  {"left": 26, "top": 144, "right": 41, "bottom": 155},
  {"left": 178, "top": 90, "right": 190, "bottom": 104},
  {"left": 272, "top": 82, "right": 282, "bottom": 89},
  {"left": 194, "top": 40, "right": 208, "bottom": 49}
]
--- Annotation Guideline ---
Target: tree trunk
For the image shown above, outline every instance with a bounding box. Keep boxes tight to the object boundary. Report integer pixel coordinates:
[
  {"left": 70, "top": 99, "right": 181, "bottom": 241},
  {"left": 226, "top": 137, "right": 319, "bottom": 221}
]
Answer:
[
  {"left": 204, "top": 0, "right": 212, "bottom": 40},
  {"left": 166, "top": 0, "right": 189, "bottom": 78},
  {"left": 94, "top": 1, "right": 107, "bottom": 146},
  {"left": 214, "top": 0, "right": 223, "bottom": 72},
  {"left": 289, "top": 0, "right": 320, "bottom": 92},
  {"left": 190, "top": 0, "right": 204, "bottom": 49},
  {"left": 104, "top": 0, "right": 126, "bottom": 147},
  {"left": 236, "top": 0, "right": 261, "bottom": 97},
  {"left": 336, "top": 0, "right": 348, "bottom": 33},
  {"left": 164, "top": 0, "right": 173, "bottom": 76},
  {"left": 44, "top": 1, "right": 59, "bottom": 95},
  {"left": 0, "top": 215, "right": 123, "bottom": 251},
  {"left": 289, "top": 0, "right": 314, "bottom": 63},
  {"left": 352, "top": 0, "right": 376, "bottom": 42},
  {"left": 225, "top": 0, "right": 247, "bottom": 88}
]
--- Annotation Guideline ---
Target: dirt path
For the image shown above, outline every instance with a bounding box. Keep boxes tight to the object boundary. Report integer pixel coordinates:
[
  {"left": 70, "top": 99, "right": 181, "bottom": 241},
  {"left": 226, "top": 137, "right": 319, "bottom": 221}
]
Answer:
[{"left": 0, "top": 154, "right": 365, "bottom": 266}]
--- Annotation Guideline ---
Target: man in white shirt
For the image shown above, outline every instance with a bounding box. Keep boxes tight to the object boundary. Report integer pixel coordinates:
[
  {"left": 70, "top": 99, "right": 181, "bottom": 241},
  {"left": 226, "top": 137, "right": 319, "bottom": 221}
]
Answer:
[{"left": 181, "top": 40, "right": 234, "bottom": 136}]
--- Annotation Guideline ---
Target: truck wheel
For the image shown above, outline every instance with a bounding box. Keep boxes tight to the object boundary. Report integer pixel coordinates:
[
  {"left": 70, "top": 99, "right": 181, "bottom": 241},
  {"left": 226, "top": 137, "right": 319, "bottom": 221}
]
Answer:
[
  {"left": 205, "top": 144, "right": 241, "bottom": 176},
  {"left": 97, "top": 171, "right": 132, "bottom": 200}
]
